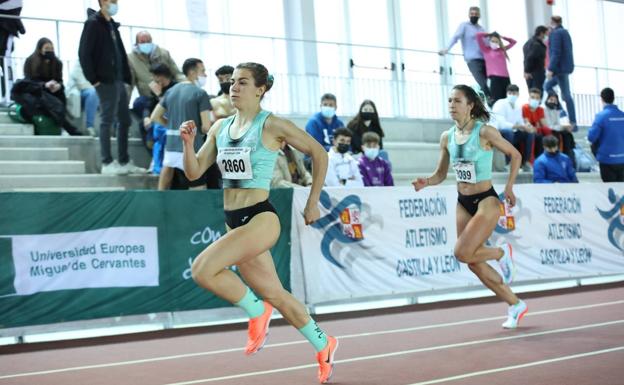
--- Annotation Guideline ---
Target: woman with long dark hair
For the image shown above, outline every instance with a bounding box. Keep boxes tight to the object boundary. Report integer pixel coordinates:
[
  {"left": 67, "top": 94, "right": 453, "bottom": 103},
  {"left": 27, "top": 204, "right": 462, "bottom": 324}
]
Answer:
[
  {"left": 476, "top": 31, "right": 516, "bottom": 105},
  {"left": 413, "top": 84, "right": 527, "bottom": 329},
  {"left": 347, "top": 99, "right": 385, "bottom": 155},
  {"left": 23, "top": 37, "right": 81, "bottom": 135}
]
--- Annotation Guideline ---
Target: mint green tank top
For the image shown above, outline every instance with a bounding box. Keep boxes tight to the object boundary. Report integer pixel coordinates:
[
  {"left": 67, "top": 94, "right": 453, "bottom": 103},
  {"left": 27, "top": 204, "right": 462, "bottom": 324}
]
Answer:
[
  {"left": 216, "top": 110, "right": 278, "bottom": 190},
  {"left": 446, "top": 121, "right": 493, "bottom": 183}
]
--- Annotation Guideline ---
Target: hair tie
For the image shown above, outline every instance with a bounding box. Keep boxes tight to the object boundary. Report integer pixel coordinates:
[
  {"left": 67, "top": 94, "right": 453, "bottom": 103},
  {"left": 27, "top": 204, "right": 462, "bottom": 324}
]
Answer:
[{"left": 268, "top": 74, "right": 274, "bottom": 83}]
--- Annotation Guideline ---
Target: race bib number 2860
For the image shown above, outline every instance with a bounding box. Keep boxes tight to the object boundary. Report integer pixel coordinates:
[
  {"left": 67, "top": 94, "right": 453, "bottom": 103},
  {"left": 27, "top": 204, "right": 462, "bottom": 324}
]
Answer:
[{"left": 217, "top": 147, "right": 253, "bottom": 180}]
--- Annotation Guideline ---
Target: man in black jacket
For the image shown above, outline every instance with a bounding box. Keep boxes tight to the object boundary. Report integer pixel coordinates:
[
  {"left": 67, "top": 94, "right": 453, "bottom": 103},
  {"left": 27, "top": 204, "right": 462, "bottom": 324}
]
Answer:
[
  {"left": 522, "top": 25, "right": 548, "bottom": 96},
  {"left": 79, "top": 0, "right": 144, "bottom": 175}
]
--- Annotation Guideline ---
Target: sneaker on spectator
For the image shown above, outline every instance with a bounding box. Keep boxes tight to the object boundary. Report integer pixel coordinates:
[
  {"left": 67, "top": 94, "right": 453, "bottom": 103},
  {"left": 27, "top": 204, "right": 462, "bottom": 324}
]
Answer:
[
  {"left": 521, "top": 163, "right": 533, "bottom": 173},
  {"left": 101, "top": 160, "right": 126, "bottom": 175},
  {"left": 86, "top": 127, "right": 96, "bottom": 137},
  {"left": 118, "top": 160, "right": 148, "bottom": 174}
]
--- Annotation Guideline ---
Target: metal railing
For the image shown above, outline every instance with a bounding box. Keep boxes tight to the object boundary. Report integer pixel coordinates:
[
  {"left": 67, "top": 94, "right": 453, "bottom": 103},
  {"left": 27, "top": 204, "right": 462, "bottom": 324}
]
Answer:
[{"left": 2, "top": 14, "right": 623, "bottom": 125}]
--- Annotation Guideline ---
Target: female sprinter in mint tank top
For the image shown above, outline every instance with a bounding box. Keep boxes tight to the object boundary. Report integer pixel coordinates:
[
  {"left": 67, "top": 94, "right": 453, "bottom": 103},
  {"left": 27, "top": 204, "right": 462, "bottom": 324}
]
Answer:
[
  {"left": 179, "top": 62, "right": 337, "bottom": 384},
  {"left": 412, "top": 84, "right": 528, "bottom": 329}
]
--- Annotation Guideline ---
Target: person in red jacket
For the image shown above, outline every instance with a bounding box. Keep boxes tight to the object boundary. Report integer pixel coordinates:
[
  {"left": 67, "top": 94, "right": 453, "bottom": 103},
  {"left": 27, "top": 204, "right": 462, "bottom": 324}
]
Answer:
[{"left": 522, "top": 88, "right": 552, "bottom": 163}]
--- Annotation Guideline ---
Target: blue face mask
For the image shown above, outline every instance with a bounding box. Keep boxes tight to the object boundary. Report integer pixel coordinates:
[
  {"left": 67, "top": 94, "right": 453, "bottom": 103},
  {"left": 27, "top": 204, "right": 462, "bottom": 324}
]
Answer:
[
  {"left": 364, "top": 147, "right": 379, "bottom": 160},
  {"left": 529, "top": 99, "right": 540, "bottom": 109},
  {"left": 320, "top": 106, "right": 335, "bottom": 119},
  {"left": 507, "top": 95, "right": 518, "bottom": 105},
  {"left": 107, "top": 3, "right": 118, "bottom": 16},
  {"left": 138, "top": 43, "right": 153, "bottom": 55}
]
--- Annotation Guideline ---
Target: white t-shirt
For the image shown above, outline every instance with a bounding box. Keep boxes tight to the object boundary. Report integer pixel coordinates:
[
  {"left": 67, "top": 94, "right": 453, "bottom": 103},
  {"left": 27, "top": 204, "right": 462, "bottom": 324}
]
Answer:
[{"left": 325, "top": 148, "right": 364, "bottom": 187}]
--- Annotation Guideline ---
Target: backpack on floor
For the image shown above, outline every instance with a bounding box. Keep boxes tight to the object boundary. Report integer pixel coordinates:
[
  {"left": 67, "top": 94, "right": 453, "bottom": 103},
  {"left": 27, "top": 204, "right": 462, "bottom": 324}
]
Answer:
[{"left": 32, "top": 114, "right": 61, "bottom": 135}]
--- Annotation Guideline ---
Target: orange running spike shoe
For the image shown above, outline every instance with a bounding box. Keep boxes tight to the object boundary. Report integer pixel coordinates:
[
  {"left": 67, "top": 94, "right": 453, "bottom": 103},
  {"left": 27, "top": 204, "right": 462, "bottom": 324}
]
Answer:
[
  {"left": 316, "top": 336, "right": 339, "bottom": 383},
  {"left": 244, "top": 302, "right": 273, "bottom": 356}
]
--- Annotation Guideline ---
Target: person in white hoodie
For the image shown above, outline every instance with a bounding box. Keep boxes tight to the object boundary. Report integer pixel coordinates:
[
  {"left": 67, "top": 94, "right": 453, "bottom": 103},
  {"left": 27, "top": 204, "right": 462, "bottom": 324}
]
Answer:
[
  {"left": 66, "top": 61, "right": 98, "bottom": 136},
  {"left": 324, "top": 127, "right": 363, "bottom": 187}
]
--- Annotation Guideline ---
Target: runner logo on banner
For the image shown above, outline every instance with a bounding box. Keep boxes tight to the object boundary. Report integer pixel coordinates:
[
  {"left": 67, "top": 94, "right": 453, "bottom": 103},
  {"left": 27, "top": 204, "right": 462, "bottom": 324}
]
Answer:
[{"left": 597, "top": 187, "right": 624, "bottom": 253}]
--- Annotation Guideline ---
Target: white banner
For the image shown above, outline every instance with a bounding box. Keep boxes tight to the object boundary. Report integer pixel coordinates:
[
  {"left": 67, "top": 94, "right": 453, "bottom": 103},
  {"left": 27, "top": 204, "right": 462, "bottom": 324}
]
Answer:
[
  {"left": 9, "top": 227, "right": 159, "bottom": 295},
  {"left": 292, "top": 183, "right": 624, "bottom": 304}
]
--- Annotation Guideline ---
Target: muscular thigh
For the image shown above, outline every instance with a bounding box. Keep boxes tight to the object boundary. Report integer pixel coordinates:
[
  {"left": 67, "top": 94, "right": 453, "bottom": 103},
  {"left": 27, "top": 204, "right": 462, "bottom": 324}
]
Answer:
[
  {"left": 456, "top": 197, "right": 499, "bottom": 249},
  {"left": 193, "top": 212, "right": 280, "bottom": 276}
]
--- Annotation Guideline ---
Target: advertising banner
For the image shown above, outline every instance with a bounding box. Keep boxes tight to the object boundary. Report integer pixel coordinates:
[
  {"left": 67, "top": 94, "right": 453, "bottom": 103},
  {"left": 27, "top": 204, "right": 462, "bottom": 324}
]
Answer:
[{"left": 292, "top": 184, "right": 624, "bottom": 304}]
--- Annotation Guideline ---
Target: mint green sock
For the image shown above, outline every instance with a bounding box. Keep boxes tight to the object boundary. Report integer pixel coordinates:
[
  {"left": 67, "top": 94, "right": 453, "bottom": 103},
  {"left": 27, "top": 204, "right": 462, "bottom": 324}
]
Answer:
[
  {"left": 298, "top": 318, "right": 328, "bottom": 352},
  {"left": 235, "top": 287, "right": 265, "bottom": 318}
]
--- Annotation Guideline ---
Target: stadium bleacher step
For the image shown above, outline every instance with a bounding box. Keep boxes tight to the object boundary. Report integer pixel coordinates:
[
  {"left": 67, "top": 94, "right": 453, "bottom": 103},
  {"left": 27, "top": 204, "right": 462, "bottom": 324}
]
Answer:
[
  {"left": 0, "top": 112, "right": 14, "bottom": 124},
  {"left": 0, "top": 174, "right": 158, "bottom": 191},
  {"left": 0, "top": 147, "right": 69, "bottom": 161},
  {"left": 383, "top": 142, "right": 440, "bottom": 173},
  {"left": 0, "top": 160, "right": 85, "bottom": 175},
  {"left": 0, "top": 123, "right": 35, "bottom": 136}
]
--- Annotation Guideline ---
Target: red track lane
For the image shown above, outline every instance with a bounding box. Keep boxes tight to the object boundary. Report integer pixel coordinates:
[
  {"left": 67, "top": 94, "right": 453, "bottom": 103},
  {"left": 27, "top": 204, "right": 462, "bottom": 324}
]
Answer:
[{"left": 1, "top": 284, "right": 623, "bottom": 385}]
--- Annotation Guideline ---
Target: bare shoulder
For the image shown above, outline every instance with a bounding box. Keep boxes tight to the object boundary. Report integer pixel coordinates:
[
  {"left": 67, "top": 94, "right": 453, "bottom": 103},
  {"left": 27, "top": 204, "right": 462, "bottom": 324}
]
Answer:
[
  {"left": 440, "top": 130, "right": 449, "bottom": 147},
  {"left": 480, "top": 124, "right": 500, "bottom": 139},
  {"left": 208, "top": 118, "right": 225, "bottom": 137},
  {"left": 265, "top": 114, "right": 297, "bottom": 134}
]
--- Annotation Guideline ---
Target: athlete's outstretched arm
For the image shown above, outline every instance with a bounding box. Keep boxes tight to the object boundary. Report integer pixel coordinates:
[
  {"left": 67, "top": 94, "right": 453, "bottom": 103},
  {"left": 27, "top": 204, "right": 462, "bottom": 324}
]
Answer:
[
  {"left": 269, "top": 116, "right": 328, "bottom": 225},
  {"left": 413, "top": 131, "right": 450, "bottom": 191},
  {"left": 180, "top": 119, "right": 222, "bottom": 181},
  {"left": 482, "top": 124, "right": 521, "bottom": 206}
]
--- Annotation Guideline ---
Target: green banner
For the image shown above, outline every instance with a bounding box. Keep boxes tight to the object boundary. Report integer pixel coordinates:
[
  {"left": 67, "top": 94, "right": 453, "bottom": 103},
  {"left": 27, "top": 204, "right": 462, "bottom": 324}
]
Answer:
[{"left": 0, "top": 189, "right": 292, "bottom": 328}]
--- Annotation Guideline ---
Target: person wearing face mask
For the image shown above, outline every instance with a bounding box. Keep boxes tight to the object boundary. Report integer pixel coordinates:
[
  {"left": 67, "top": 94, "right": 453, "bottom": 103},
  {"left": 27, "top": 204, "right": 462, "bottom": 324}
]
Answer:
[
  {"left": 475, "top": 31, "right": 516, "bottom": 105},
  {"left": 522, "top": 26, "right": 549, "bottom": 96},
  {"left": 79, "top": 0, "right": 146, "bottom": 175},
  {"left": 347, "top": 99, "right": 386, "bottom": 155},
  {"left": 439, "top": 6, "right": 491, "bottom": 102},
  {"left": 325, "top": 127, "right": 363, "bottom": 187},
  {"left": 522, "top": 88, "right": 552, "bottom": 163},
  {"left": 150, "top": 58, "right": 212, "bottom": 190},
  {"left": 210, "top": 65, "right": 236, "bottom": 121},
  {"left": 543, "top": 92, "right": 575, "bottom": 168},
  {"left": 358, "top": 132, "right": 393, "bottom": 187},
  {"left": 23, "top": 37, "right": 82, "bottom": 135},
  {"left": 544, "top": 16, "right": 576, "bottom": 130},
  {"left": 588, "top": 87, "right": 624, "bottom": 182},
  {"left": 305, "top": 93, "right": 345, "bottom": 163},
  {"left": 533, "top": 135, "right": 577, "bottom": 183}
]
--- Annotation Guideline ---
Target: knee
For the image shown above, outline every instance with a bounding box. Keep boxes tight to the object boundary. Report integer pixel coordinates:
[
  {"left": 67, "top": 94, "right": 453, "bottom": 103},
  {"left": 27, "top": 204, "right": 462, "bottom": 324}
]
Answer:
[
  {"left": 454, "top": 244, "right": 473, "bottom": 264},
  {"left": 190, "top": 257, "right": 217, "bottom": 290}
]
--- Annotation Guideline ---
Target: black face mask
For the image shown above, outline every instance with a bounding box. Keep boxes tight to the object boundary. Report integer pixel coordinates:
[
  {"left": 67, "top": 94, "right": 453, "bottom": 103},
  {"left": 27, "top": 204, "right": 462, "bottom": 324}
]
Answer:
[
  {"left": 219, "top": 82, "right": 230, "bottom": 95},
  {"left": 337, "top": 143, "right": 350, "bottom": 154},
  {"left": 470, "top": 16, "right": 479, "bottom": 25},
  {"left": 42, "top": 51, "right": 55, "bottom": 60},
  {"left": 360, "top": 111, "right": 375, "bottom": 121},
  {"left": 545, "top": 102, "right": 559, "bottom": 110}
]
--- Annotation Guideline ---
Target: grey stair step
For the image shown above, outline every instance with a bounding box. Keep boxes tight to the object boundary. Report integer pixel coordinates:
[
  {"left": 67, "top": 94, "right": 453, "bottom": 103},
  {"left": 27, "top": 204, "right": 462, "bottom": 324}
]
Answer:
[
  {"left": 0, "top": 174, "right": 158, "bottom": 191},
  {"left": 10, "top": 186, "right": 126, "bottom": 192},
  {"left": 384, "top": 142, "right": 440, "bottom": 173},
  {"left": 0, "top": 160, "right": 85, "bottom": 175},
  {"left": 0, "top": 112, "right": 13, "bottom": 124},
  {"left": 0, "top": 147, "right": 69, "bottom": 161},
  {"left": 0, "top": 123, "right": 34, "bottom": 136}
]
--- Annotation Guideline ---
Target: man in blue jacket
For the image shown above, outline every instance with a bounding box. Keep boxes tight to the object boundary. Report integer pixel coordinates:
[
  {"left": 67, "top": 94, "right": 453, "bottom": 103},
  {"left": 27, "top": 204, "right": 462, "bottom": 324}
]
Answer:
[
  {"left": 544, "top": 16, "right": 576, "bottom": 129},
  {"left": 304, "top": 93, "right": 344, "bottom": 168},
  {"left": 533, "top": 135, "right": 577, "bottom": 183},
  {"left": 588, "top": 88, "right": 624, "bottom": 182}
]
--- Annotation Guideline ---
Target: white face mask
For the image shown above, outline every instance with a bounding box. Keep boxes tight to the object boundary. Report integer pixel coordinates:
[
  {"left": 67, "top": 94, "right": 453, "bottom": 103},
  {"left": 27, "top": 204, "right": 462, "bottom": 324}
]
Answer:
[
  {"left": 195, "top": 75, "right": 207, "bottom": 88},
  {"left": 320, "top": 106, "right": 336, "bottom": 119},
  {"left": 364, "top": 147, "right": 379, "bottom": 160},
  {"left": 489, "top": 42, "right": 499, "bottom": 50}
]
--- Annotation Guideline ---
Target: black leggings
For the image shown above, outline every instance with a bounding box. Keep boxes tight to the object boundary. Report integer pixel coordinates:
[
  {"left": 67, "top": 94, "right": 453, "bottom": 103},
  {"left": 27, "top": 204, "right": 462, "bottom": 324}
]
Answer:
[
  {"left": 224, "top": 199, "right": 277, "bottom": 229},
  {"left": 458, "top": 187, "right": 499, "bottom": 216}
]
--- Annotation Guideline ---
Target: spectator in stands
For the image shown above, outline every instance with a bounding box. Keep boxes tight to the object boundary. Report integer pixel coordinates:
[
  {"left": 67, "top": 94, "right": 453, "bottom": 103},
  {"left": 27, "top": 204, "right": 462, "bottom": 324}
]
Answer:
[
  {"left": 533, "top": 135, "right": 577, "bottom": 183},
  {"left": 588, "top": 87, "right": 624, "bottom": 182},
  {"left": 522, "top": 88, "right": 552, "bottom": 163},
  {"left": 150, "top": 58, "right": 211, "bottom": 190},
  {"left": 23, "top": 37, "right": 82, "bottom": 135},
  {"left": 325, "top": 127, "right": 363, "bottom": 187},
  {"left": 271, "top": 141, "right": 312, "bottom": 188},
  {"left": 0, "top": 0, "right": 25, "bottom": 105},
  {"left": 439, "top": 6, "right": 490, "bottom": 100},
  {"left": 347, "top": 99, "right": 385, "bottom": 156},
  {"left": 306, "top": 93, "right": 344, "bottom": 155},
  {"left": 79, "top": 1, "right": 146, "bottom": 174},
  {"left": 491, "top": 84, "right": 527, "bottom": 171},
  {"left": 544, "top": 16, "right": 576, "bottom": 130},
  {"left": 358, "top": 132, "right": 393, "bottom": 187},
  {"left": 66, "top": 61, "right": 98, "bottom": 136},
  {"left": 146, "top": 63, "right": 177, "bottom": 175},
  {"left": 128, "top": 30, "right": 184, "bottom": 151},
  {"left": 523, "top": 25, "right": 548, "bottom": 95},
  {"left": 210, "top": 65, "right": 235, "bottom": 121},
  {"left": 475, "top": 31, "right": 516, "bottom": 104},
  {"left": 544, "top": 91, "right": 575, "bottom": 167}
]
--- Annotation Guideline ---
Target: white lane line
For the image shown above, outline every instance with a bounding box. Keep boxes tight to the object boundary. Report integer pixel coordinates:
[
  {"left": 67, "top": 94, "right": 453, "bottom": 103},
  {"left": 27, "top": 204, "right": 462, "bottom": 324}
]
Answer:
[
  {"left": 161, "top": 319, "right": 624, "bottom": 385},
  {"left": 406, "top": 345, "right": 624, "bottom": 385},
  {"left": 1, "top": 300, "right": 623, "bottom": 380}
]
